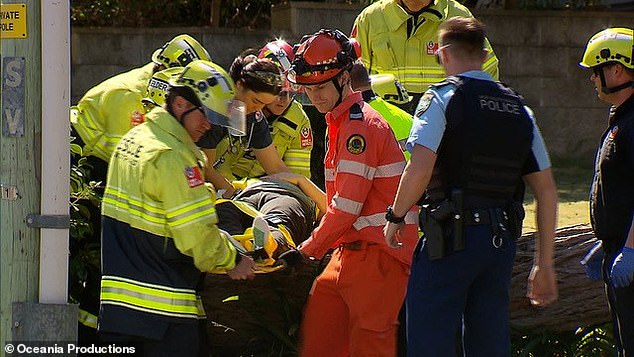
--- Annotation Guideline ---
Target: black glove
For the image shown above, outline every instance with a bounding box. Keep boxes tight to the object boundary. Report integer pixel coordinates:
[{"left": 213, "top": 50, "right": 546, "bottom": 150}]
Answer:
[{"left": 277, "top": 249, "right": 304, "bottom": 269}]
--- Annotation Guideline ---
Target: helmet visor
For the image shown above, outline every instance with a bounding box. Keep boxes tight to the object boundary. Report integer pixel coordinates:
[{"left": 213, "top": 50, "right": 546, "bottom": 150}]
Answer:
[{"left": 203, "top": 99, "right": 247, "bottom": 136}]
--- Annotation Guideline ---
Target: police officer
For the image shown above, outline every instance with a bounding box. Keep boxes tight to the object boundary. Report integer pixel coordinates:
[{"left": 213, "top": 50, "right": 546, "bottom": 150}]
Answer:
[
  {"left": 350, "top": 60, "right": 413, "bottom": 160},
  {"left": 579, "top": 27, "right": 634, "bottom": 356},
  {"left": 98, "top": 60, "right": 256, "bottom": 356},
  {"left": 71, "top": 34, "right": 211, "bottom": 164},
  {"left": 383, "top": 17, "right": 558, "bottom": 356},
  {"left": 351, "top": 0, "right": 499, "bottom": 114},
  {"left": 287, "top": 29, "right": 419, "bottom": 356},
  {"left": 226, "top": 40, "right": 313, "bottom": 179}
]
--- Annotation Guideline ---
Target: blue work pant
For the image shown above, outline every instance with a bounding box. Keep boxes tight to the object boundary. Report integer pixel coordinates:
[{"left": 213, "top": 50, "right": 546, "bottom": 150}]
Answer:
[
  {"left": 406, "top": 225, "right": 516, "bottom": 357},
  {"left": 603, "top": 252, "right": 634, "bottom": 356}
]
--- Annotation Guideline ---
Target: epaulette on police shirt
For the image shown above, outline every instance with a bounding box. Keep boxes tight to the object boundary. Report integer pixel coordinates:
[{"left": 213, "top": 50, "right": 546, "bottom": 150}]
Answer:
[
  {"left": 349, "top": 103, "right": 364, "bottom": 121},
  {"left": 416, "top": 78, "right": 460, "bottom": 118},
  {"left": 498, "top": 81, "right": 525, "bottom": 101},
  {"left": 430, "top": 75, "right": 462, "bottom": 89}
]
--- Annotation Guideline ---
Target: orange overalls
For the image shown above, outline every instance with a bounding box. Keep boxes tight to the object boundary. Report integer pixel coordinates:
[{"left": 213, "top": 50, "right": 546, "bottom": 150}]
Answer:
[{"left": 299, "top": 92, "right": 418, "bottom": 356}]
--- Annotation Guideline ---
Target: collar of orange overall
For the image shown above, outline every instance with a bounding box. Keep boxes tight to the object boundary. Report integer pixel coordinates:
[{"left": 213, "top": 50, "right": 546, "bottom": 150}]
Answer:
[{"left": 325, "top": 91, "right": 363, "bottom": 134}]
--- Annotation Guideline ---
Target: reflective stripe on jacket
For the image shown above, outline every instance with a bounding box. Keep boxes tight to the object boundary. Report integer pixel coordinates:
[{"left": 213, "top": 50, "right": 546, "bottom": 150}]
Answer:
[
  {"left": 300, "top": 92, "right": 418, "bottom": 265},
  {"left": 71, "top": 63, "right": 154, "bottom": 162},
  {"left": 99, "top": 107, "right": 237, "bottom": 337},
  {"left": 101, "top": 275, "right": 199, "bottom": 319},
  {"left": 78, "top": 309, "right": 98, "bottom": 329},
  {"left": 352, "top": 0, "right": 499, "bottom": 95}
]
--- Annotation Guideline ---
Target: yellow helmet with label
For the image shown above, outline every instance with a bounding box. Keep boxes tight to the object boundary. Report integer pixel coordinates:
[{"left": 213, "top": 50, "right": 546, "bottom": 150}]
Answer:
[
  {"left": 143, "top": 67, "right": 184, "bottom": 109},
  {"left": 579, "top": 28, "right": 633, "bottom": 69},
  {"left": 152, "top": 34, "right": 212, "bottom": 68},
  {"left": 370, "top": 74, "right": 412, "bottom": 105},
  {"left": 169, "top": 60, "right": 246, "bottom": 135}
]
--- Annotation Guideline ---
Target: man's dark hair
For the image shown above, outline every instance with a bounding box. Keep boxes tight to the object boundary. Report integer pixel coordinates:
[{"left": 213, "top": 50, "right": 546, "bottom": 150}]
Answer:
[
  {"left": 164, "top": 86, "right": 201, "bottom": 117},
  {"left": 439, "top": 17, "right": 487, "bottom": 60},
  {"left": 349, "top": 60, "right": 372, "bottom": 91}
]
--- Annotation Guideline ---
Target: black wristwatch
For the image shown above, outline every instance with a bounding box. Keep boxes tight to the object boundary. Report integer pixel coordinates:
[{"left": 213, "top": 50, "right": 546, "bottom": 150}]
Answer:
[{"left": 385, "top": 205, "right": 405, "bottom": 224}]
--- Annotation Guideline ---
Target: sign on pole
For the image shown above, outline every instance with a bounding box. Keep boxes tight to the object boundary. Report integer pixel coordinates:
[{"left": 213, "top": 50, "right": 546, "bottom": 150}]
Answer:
[
  {"left": 0, "top": 3, "right": 27, "bottom": 39},
  {"left": 2, "top": 57, "right": 25, "bottom": 137}
]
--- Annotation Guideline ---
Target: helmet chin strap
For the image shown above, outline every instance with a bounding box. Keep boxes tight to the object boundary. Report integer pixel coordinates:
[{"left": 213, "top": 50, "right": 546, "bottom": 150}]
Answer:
[
  {"left": 597, "top": 66, "right": 634, "bottom": 94},
  {"left": 179, "top": 106, "right": 201, "bottom": 126},
  {"left": 331, "top": 74, "right": 345, "bottom": 109}
]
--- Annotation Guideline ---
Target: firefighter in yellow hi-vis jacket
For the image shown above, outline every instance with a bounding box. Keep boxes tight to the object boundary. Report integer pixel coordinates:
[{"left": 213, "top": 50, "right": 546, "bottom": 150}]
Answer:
[
  {"left": 98, "top": 60, "right": 256, "bottom": 356},
  {"left": 71, "top": 34, "right": 211, "bottom": 163},
  {"left": 351, "top": 0, "right": 499, "bottom": 114}
]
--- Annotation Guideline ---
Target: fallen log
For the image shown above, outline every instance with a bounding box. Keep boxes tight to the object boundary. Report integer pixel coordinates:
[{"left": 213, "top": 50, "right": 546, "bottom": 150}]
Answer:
[
  {"left": 201, "top": 259, "right": 327, "bottom": 356},
  {"left": 201, "top": 224, "right": 610, "bottom": 355},
  {"left": 510, "top": 224, "right": 610, "bottom": 333}
]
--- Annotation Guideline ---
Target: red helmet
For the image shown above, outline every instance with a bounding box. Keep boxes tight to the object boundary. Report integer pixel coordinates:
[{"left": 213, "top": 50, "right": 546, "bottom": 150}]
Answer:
[
  {"left": 258, "top": 40, "right": 294, "bottom": 72},
  {"left": 287, "top": 29, "right": 361, "bottom": 85},
  {"left": 258, "top": 39, "right": 301, "bottom": 94}
]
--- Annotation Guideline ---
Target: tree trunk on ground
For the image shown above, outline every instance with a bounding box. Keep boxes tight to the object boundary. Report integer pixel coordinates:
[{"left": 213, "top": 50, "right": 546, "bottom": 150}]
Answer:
[
  {"left": 201, "top": 259, "right": 328, "bottom": 356},
  {"left": 509, "top": 224, "right": 610, "bottom": 333},
  {"left": 201, "top": 224, "right": 610, "bottom": 355}
]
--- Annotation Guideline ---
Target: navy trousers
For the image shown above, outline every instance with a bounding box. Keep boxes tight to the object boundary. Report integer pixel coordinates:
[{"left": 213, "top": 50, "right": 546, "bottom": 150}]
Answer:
[
  {"left": 603, "top": 252, "right": 634, "bottom": 356},
  {"left": 406, "top": 225, "right": 516, "bottom": 357}
]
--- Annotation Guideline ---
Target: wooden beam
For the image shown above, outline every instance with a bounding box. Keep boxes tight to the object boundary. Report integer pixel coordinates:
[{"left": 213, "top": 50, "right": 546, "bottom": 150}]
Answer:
[
  {"left": 0, "top": 1, "right": 42, "bottom": 345},
  {"left": 510, "top": 224, "right": 609, "bottom": 333}
]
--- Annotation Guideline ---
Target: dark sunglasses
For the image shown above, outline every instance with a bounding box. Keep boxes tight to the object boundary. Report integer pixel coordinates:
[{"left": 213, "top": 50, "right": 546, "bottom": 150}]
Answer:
[{"left": 592, "top": 63, "right": 617, "bottom": 77}]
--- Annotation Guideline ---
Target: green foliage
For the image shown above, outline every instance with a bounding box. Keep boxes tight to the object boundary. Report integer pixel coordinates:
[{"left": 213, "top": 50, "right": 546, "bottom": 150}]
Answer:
[
  {"left": 512, "top": 323, "right": 616, "bottom": 356},
  {"left": 71, "top": 0, "right": 213, "bottom": 27},
  {"left": 70, "top": 0, "right": 277, "bottom": 29},
  {"left": 516, "top": 0, "right": 605, "bottom": 9},
  {"left": 68, "top": 139, "right": 103, "bottom": 306},
  {"left": 222, "top": 0, "right": 274, "bottom": 29}
]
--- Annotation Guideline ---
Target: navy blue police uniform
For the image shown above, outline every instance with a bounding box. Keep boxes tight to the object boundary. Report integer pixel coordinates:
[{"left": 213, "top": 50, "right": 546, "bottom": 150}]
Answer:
[{"left": 405, "top": 71, "right": 552, "bottom": 356}]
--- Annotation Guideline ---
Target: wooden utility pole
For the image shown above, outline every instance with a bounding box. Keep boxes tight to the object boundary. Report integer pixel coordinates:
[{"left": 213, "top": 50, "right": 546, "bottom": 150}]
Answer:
[
  {"left": 1, "top": 1, "right": 42, "bottom": 346},
  {"left": 1, "top": 1, "right": 75, "bottom": 348}
]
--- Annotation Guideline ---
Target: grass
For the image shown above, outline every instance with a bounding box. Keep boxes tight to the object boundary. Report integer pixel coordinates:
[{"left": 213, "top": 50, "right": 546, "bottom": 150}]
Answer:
[
  {"left": 513, "top": 162, "right": 619, "bottom": 355},
  {"left": 523, "top": 163, "right": 593, "bottom": 232}
]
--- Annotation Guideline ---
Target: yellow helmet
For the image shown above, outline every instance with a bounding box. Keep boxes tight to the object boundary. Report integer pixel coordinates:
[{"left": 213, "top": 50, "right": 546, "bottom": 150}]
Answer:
[
  {"left": 370, "top": 74, "right": 412, "bottom": 105},
  {"left": 152, "top": 34, "right": 212, "bottom": 68},
  {"left": 579, "top": 28, "right": 633, "bottom": 70},
  {"left": 143, "top": 67, "right": 184, "bottom": 109},
  {"left": 169, "top": 60, "right": 247, "bottom": 135}
]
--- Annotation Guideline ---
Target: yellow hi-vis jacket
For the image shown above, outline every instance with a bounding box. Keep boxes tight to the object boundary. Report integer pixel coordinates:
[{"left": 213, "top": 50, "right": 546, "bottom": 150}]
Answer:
[
  {"left": 99, "top": 107, "right": 237, "bottom": 338},
  {"left": 352, "top": 0, "right": 499, "bottom": 95},
  {"left": 366, "top": 93, "right": 413, "bottom": 160},
  {"left": 219, "top": 100, "right": 313, "bottom": 179},
  {"left": 71, "top": 63, "right": 154, "bottom": 162}
]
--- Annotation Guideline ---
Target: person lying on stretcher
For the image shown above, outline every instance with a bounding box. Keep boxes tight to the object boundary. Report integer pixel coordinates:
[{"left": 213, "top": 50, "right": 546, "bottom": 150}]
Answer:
[{"left": 213, "top": 173, "right": 326, "bottom": 273}]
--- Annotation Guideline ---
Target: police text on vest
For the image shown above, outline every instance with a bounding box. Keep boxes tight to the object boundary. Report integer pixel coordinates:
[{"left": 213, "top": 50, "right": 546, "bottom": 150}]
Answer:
[{"left": 479, "top": 96, "right": 521, "bottom": 115}]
